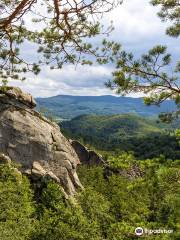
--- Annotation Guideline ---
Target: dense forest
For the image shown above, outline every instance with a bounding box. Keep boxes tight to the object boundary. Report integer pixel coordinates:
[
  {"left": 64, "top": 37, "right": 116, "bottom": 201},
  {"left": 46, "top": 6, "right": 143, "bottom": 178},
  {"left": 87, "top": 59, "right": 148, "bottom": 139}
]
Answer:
[
  {"left": 0, "top": 153, "right": 179, "bottom": 240},
  {"left": 61, "top": 114, "right": 180, "bottom": 159}
]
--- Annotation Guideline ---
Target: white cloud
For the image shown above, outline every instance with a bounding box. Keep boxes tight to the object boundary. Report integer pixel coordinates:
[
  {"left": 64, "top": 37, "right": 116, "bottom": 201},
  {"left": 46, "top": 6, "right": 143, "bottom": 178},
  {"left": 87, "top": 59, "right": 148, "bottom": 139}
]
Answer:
[
  {"left": 104, "top": 0, "right": 164, "bottom": 41},
  {"left": 9, "top": 65, "right": 113, "bottom": 97}
]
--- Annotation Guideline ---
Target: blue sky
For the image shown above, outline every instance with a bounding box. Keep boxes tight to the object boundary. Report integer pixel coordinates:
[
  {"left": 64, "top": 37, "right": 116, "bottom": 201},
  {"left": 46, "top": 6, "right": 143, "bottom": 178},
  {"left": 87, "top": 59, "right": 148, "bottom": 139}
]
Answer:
[{"left": 10, "top": 0, "right": 179, "bottom": 97}]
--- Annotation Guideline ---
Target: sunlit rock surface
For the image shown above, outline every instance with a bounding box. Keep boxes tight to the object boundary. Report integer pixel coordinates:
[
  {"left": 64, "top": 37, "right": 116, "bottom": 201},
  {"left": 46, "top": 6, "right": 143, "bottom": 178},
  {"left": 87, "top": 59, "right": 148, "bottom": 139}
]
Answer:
[{"left": 0, "top": 87, "right": 82, "bottom": 195}]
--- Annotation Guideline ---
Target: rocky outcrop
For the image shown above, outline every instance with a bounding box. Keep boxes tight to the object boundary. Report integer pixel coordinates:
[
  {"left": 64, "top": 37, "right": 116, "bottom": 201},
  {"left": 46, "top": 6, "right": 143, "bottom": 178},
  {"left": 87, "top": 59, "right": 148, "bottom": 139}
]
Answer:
[
  {"left": 70, "top": 140, "right": 143, "bottom": 179},
  {"left": 104, "top": 164, "right": 144, "bottom": 180},
  {"left": 0, "top": 87, "right": 83, "bottom": 195},
  {"left": 0, "top": 86, "right": 36, "bottom": 108},
  {"left": 70, "top": 140, "right": 105, "bottom": 166}
]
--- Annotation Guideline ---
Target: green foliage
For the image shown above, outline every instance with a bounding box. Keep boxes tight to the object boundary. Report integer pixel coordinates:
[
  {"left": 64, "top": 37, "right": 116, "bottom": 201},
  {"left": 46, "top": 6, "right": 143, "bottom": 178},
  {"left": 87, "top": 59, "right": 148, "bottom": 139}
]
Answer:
[
  {"left": 31, "top": 181, "right": 102, "bottom": 240},
  {"left": 107, "top": 152, "right": 135, "bottom": 169},
  {"left": 77, "top": 155, "right": 179, "bottom": 239},
  {"left": 61, "top": 114, "right": 180, "bottom": 159},
  {"left": 77, "top": 187, "right": 114, "bottom": 238},
  {"left": 0, "top": 164, "right": 34, "bottom": 240},
  {"left": 105, "top": 44, "right": 180, "bottom": 121},
  {"left": 100, "top": 0, "right": 180, "bottom": 122},
  {"left": 176, "top": 129, "right": 180, "bottom": 145},
  {"left": 0, "top": 0, "right": 118, "bottom": 83},
  {"left": 151, "top": 0, "right": 180, "bottom": 37},
  {"left": 0, "top": 154, "right": 179, "bottom": 240}
]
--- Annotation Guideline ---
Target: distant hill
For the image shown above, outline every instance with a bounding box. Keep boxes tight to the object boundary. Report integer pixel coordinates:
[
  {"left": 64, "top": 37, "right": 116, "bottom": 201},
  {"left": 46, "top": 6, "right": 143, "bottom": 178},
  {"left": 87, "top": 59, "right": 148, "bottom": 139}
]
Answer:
[
  {"left": 61, "top": 114, "right": 180, "bottom": 159},
  {"left": 36, "top": 95, "right": 176, "bottom": 119},
  {"left": 61, "top": 114, "right": 168, "bottom": 140}
]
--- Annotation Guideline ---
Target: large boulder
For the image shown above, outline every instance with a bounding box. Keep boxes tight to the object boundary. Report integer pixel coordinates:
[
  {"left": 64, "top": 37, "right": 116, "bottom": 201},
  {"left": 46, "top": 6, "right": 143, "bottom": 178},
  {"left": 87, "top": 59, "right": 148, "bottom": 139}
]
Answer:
[
  {"left": 70, "top": 140, "right": 105, "bottom": 166},
  {"left": 0, "top": 87, "right": 82, "bottom": 195}
]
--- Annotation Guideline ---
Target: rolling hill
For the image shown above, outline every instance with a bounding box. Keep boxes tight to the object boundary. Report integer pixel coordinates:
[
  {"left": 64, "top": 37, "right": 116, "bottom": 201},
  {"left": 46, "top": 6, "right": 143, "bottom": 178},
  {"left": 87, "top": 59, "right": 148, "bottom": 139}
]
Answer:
[
  {"left": 61, "top": 114, "right": 180, "bottom": 159},
  {"left": 36, "top": 95, "right": 176, "bottom": 119},
  {"left": 61, "top": 114, "right": 164, "bottom": 139}
]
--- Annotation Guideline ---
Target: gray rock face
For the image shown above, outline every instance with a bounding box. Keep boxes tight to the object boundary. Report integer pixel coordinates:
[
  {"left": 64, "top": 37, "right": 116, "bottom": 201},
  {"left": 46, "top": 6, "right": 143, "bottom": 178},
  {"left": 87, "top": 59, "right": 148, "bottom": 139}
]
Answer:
[
  {"left": 0, "top": 86, "right": 36, "bottom": 108},
  {"left": 0, "top": 87, "right": 82, "bottom": 195},
  {"left": 70, "top": 140, "right": 105, "bottom": 166}
]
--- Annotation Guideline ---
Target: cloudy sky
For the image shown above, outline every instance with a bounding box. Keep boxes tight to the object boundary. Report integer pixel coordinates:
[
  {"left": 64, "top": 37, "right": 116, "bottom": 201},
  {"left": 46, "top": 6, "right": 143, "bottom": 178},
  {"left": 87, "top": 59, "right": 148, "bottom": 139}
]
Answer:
[{"left": 10, "top": 0, "right": 179, "bottom": 98}]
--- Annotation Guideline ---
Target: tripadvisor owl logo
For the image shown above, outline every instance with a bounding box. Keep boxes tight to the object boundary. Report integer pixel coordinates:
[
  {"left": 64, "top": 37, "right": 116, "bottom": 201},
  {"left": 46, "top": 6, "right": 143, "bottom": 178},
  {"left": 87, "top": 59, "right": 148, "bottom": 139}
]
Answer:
[{"left": 135, "top": 227, "right": 144, "bottom": 236}]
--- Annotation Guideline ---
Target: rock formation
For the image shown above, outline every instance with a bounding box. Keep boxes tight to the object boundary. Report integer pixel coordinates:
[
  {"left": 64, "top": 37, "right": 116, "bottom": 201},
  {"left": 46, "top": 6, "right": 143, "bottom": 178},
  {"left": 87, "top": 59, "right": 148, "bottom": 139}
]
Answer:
[
  {"left": 0, "top": 87, "right": 83, "bottom": 195},
  {"left": 70, "top": 140, "right": 105, "bottom": 166},
  {"left": 70, "top": 140, "right": 143, "bottom": 179}
]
